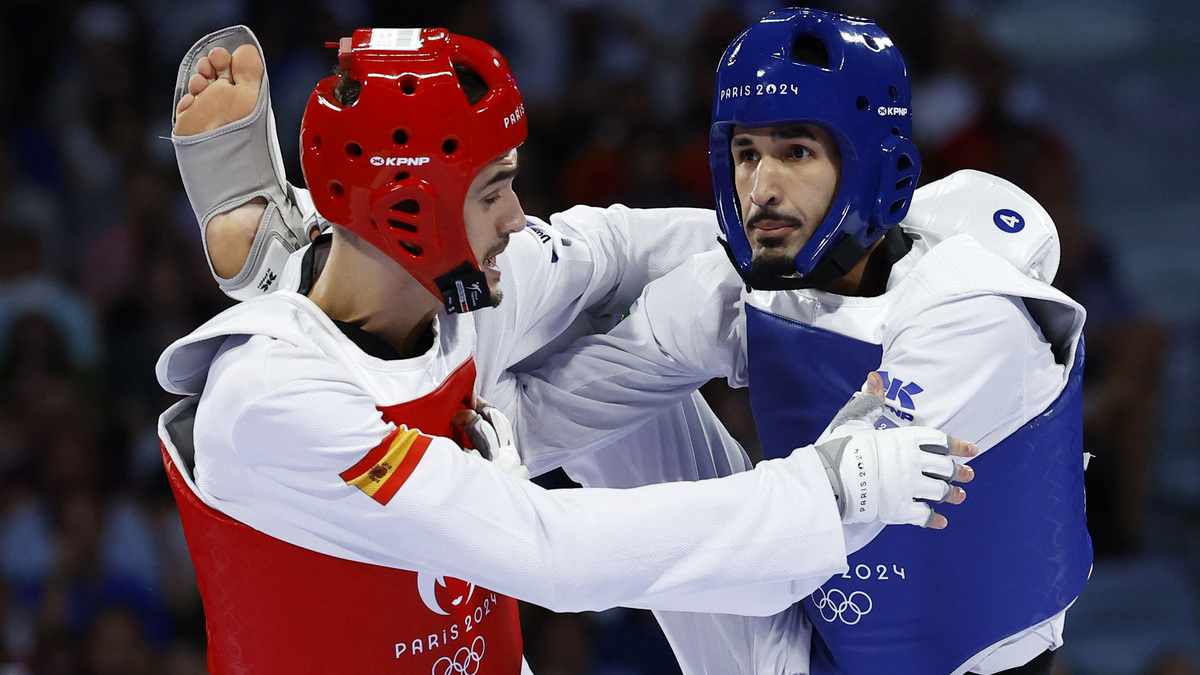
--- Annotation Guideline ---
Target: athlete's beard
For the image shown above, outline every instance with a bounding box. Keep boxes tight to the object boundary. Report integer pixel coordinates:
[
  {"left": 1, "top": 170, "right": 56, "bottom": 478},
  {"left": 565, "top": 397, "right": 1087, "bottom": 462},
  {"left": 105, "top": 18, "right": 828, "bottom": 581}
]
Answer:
[
  {"left": 749, "top": 246, "right": 799, "bottom": 279},
  {"left": 484, "top": 239, "right": 508, "bottom": 308},
  {"left": 745, "top": 207, "right": 805, "bottom": 279}
]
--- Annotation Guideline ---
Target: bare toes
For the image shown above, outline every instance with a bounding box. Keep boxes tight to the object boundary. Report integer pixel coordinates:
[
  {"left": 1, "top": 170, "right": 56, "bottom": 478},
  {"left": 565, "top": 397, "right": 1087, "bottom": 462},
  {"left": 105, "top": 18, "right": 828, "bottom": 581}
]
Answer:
[
  {"left": 176, "top": 92, "right": 195, "bottom": 115},
  {"left": 187, "top": 72, "right": 209, "bottom": 97},
  {"left": 197, "top": 56, "right": 216, "bottom": 80},
  {"left": 229, "top": 44, "right": 264, "bottom": 86},
  {"left": 207, "top": 46, "right": 233, "bottom": 74},
  {"left": 174, "top": 43, "right": 263, "bottom": 136}
]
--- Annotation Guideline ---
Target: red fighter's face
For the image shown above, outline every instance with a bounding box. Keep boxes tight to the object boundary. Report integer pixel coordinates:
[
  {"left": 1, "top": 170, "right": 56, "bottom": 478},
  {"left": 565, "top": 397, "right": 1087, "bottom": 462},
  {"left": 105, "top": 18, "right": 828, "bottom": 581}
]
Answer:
[
  {"left": 732, "top": 124, "right": 842, "bottom": 275},
  {"left": 462, "top": 149, "right": 526, "bottom": 306}
]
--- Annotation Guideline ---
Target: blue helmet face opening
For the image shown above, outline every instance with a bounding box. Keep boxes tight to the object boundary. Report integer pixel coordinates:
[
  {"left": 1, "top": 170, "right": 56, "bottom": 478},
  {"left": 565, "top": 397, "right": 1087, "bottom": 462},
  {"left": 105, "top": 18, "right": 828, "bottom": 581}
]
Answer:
[{"left": 710, "top": 8, "right": 921, "bottom": 284}]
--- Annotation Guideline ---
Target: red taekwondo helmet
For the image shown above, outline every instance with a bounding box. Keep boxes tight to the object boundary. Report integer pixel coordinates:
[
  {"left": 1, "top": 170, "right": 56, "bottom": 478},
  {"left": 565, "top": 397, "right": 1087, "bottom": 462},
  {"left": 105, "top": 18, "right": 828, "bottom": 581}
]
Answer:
[{"left": 300, "top": 28, "right": 528, "bottom": 313}]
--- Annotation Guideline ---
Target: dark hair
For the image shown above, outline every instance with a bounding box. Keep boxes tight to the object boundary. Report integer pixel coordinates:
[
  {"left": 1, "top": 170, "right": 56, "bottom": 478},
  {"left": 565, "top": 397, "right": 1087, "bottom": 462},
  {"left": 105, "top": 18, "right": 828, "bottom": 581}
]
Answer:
[
  {"left": 333, "top": 66, "right": 361, "bottom": 106},
  {"left": 331, "top": 64, "right": 487, "bottom": 107},
  {"left": 792, "top": 34, "right": 830, "bottom": 67},
  {"left": 453, "top": 64, "right": 489, "bottom": 105}
]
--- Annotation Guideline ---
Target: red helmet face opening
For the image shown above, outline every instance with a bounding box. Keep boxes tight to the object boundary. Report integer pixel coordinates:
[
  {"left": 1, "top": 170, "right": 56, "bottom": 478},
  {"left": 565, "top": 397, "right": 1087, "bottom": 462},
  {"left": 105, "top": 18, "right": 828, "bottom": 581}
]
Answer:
[{"left": 300, "top": 28, "right": 528, "bottom": 313}]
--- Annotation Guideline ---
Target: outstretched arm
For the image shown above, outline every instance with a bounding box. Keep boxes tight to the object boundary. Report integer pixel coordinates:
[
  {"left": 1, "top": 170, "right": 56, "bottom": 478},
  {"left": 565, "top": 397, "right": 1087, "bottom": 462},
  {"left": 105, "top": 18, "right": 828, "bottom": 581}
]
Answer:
[
  {"left": 489, "top": 249, "right": 747, "bottom": 475},
  {"left": 189, "top": 349, "right": 971, "bottom": 616},
  {"left": 474, "top": 205, "right": 725, "bottom": 386}
]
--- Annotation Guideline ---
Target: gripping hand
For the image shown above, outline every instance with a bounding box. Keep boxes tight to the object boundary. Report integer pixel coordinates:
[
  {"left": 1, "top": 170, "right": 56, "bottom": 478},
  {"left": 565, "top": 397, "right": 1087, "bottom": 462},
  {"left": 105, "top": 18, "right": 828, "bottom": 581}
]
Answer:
[
  {"left": 814, "top": 427, "right": 974, "bottom": 528},
  {"left": 459, "top": 402, "right": 530, "bottom": 480}
]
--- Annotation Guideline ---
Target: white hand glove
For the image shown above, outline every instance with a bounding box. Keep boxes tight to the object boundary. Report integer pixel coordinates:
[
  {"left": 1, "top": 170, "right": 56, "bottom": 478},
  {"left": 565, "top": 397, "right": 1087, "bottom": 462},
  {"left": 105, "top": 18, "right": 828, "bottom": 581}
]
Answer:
[
  {"left": 461, "top": 403, "right": 530, "bottom": 480},
  {"left": 814, "top": 426, "right": 958, "bottom": 527}
]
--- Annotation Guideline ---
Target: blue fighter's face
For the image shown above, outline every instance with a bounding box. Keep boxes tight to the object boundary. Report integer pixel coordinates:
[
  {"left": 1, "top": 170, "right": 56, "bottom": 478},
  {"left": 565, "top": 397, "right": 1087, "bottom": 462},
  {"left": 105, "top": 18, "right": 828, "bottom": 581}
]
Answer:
[{"left": 732, "top": 123, "right": 841, "bottom": 276}]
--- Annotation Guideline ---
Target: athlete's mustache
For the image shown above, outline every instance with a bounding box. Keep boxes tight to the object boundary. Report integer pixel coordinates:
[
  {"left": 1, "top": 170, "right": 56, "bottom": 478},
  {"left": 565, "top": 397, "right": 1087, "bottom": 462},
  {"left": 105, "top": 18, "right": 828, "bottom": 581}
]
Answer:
[
  {"left": 485, "top": 237, "right": 510, "bottom": 262},
  {"left": 746, "top": 208, "right": 805, "bottom": 231}
]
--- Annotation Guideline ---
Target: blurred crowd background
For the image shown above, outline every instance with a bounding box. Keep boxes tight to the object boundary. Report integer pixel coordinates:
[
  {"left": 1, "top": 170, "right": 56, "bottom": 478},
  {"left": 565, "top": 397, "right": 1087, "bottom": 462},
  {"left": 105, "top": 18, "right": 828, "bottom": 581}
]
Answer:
[{"left": 1, "top": 0, "right": 1198, "bottom": 673}]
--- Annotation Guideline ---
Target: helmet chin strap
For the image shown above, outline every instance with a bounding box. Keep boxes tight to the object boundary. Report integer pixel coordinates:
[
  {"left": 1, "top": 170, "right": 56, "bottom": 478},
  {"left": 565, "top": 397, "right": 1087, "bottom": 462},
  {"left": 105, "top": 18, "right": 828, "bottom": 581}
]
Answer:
[
  {"left": 723, "top": 227, "right": 911, "bottom": 292},
  {"left": 436, "top": 262, "right": 493, "bottom": 314},
  {"left": 724, "top": 234, "right": 866, "bottom": 292}
]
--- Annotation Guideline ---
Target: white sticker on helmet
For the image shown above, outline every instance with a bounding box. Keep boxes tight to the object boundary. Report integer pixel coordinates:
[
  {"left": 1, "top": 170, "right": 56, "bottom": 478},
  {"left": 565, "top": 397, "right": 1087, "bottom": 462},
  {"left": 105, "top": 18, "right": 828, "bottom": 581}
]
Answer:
[{"left": 368, "top": 28, "right": 422, "bottom": 51}]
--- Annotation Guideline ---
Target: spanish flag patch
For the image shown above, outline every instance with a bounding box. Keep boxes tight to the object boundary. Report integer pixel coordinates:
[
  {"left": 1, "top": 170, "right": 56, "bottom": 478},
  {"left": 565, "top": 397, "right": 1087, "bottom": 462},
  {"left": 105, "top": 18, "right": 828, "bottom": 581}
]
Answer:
[{"left": 340, "top": 427, "right": 432, "bottom": 505}]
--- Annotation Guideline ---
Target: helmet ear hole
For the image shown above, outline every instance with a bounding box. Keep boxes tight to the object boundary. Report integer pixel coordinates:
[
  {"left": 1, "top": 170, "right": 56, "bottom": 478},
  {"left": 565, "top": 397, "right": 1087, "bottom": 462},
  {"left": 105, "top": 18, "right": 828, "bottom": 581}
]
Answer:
[
  {"left": 876, "top": 136, "right": 920, "bottom": 226},
  {"left": 392, "top": 199, "right": 420, "bottom": 215},
  {"left": 856, "top": 96, "right": 870, "bottom": 111},
  {"left": 387, "top": 200, "right": 421, "bottom": 233},
  {"left": 791, "top": 34, "right": 829, "bottom": 67},
  {"left": 453, "top": 63, "right": 491, "bottom": 105},
  {"left": 442, "top": 138, "right": 459, "bottom": 155},
  {"left": 400, "top": 76, "right": 418, "bottom": 95}
]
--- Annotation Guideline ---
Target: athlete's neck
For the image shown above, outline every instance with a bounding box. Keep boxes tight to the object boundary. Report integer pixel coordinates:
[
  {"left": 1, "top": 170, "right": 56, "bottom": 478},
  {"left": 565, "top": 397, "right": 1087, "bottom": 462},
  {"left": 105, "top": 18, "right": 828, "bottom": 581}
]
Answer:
[
  {"left": 820, "top": 239, "right": 884, "bottom": 296},
  {"left": 819, "top": 228, "right": 910, "bottom": 297},
  {"left": 308, "top": 228, "right": 441, "bottom": 359}
]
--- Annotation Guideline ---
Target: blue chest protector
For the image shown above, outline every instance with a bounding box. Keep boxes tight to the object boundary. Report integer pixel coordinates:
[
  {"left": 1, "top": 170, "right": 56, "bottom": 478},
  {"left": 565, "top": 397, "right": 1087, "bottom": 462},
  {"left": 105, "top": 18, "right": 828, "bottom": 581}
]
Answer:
[{"left": 745, "top": 303, "right": 1092, "bottom": 675}]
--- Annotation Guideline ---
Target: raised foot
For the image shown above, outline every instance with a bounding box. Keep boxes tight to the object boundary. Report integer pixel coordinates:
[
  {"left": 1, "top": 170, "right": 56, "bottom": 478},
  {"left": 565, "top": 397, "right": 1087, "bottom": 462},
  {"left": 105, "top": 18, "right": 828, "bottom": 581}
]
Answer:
[{"left": 175, "top": 43, "right": 264, "bottom": 136}]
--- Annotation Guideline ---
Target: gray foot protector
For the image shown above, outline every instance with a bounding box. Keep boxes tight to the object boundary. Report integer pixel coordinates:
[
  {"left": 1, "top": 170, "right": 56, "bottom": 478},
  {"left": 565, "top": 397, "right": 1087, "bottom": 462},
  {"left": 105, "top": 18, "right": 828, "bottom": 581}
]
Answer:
[{"left": 172, "top": 25, "right": 310, "bottom": 300}]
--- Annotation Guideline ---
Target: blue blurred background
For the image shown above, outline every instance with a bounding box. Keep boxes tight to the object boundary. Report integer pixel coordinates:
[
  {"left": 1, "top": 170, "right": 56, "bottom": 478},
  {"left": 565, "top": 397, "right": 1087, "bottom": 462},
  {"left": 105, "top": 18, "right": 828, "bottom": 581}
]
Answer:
[{"left": 0, "top": 1, "right": 1197, "bottom": 673}]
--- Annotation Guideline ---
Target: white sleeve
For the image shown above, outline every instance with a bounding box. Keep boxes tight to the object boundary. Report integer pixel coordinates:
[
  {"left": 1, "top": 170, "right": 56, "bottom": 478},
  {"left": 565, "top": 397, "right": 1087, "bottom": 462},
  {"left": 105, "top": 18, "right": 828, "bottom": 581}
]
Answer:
[
  {"left": 824, "top": 291, "right": 1065, "bottom": 554},
  {"left": 473, "top": 205, "right": 721, "bottom": 389},
  {"left": 556, "top": 390, "right": 753, "bottom": 489},
  {"left": 655, "top": 605, "right": 813, "bottom": 675},
  {"left": 489, "top": 250, "right": 748, "bottom": 475},
  {"left": 292, "top": 185, "right": 324, "bottom": 232},
  {"left": 545, "top": 204, "right": 724, "bottom": 322},
  {"left": 820, "top": 292, "right": 1062, "bottom": 450},
  {"left": 895, "top": 295, "right": 1062, "bottom": 451},
  {"left": 196, "top": 355, "right": 847, "bottom": 617}
]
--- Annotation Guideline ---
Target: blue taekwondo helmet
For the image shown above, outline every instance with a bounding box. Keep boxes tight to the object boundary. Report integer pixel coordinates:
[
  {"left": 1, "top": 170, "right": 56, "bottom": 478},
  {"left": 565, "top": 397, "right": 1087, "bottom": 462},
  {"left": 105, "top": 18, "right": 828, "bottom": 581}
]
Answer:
[{"left": 710, "top": 8, "right": 920, "bottom": 290}]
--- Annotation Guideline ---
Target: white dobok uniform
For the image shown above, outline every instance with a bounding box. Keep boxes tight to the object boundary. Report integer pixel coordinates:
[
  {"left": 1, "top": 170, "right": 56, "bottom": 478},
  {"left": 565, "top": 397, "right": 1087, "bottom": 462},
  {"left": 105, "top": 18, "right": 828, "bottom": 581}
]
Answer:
[
  {"left": 157, "top": 204, "right": 849, "bottom": 674},
  {"left": 493, "top": 171, "right": 1088, "bottom": 674}
]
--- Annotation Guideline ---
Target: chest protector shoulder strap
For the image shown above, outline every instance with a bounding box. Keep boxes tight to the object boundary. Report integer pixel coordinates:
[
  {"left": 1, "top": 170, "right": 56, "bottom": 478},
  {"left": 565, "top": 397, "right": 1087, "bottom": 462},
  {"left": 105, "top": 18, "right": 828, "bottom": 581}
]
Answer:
[{"left": 746, "top": 305, "right": 1091, "bottom": 675}]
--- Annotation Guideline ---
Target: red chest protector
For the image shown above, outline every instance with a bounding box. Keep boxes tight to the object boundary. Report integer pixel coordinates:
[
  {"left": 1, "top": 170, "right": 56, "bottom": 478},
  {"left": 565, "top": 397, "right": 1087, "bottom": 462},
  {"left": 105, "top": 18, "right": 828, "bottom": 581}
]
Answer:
[{"left": 161, "top": 358, "right": 524, "bottom": 674}]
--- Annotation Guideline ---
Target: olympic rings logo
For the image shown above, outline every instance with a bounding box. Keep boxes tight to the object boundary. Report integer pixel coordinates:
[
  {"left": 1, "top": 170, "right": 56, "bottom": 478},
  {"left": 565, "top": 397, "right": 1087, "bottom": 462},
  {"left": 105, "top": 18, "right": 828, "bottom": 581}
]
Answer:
[
  {"left": 811, "top": 588, "right": 873, "bottom": 625},
  {"left": 431, "top": 636, "right": 486, "bottom": 675}
]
